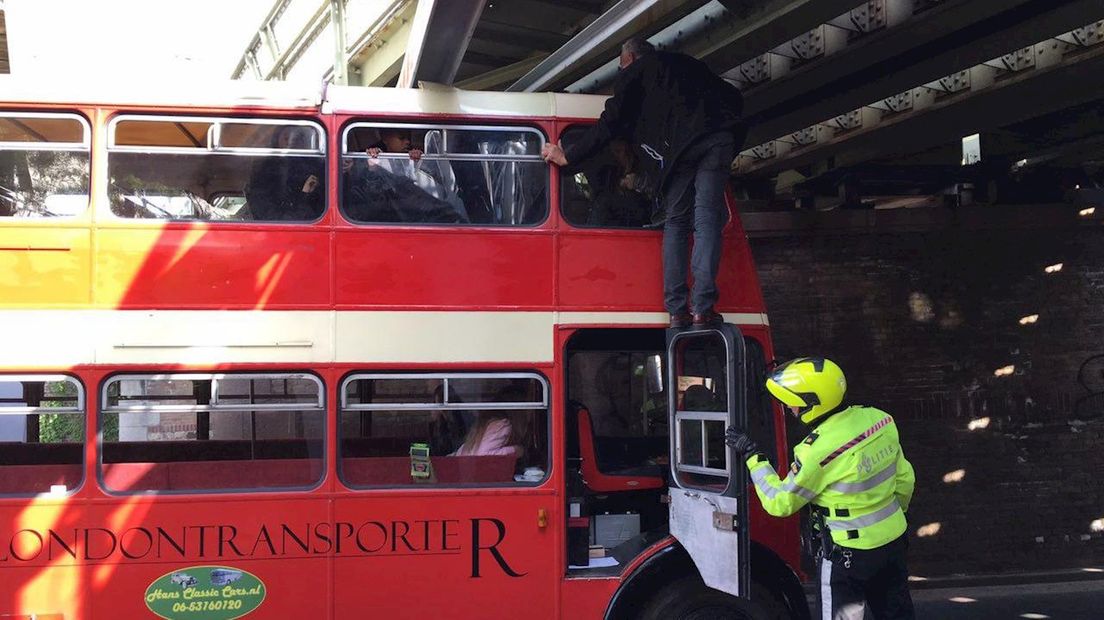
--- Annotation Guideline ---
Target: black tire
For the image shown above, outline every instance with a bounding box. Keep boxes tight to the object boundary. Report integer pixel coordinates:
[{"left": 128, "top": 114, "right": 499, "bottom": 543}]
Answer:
[{"left": 639, "top": 577, "right": 790, "bottom": 620}]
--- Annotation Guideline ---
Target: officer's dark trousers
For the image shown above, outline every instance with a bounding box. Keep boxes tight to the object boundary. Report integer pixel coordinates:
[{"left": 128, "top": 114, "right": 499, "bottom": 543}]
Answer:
[
  {"left": 816, "top": 535, "right": 915, "bottom": 620},
  {"left": 662, "top": 132, "right": 735, "bottom": 315}
]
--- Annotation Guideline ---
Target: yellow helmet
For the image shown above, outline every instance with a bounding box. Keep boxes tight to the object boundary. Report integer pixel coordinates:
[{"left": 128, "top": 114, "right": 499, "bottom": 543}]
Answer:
[{"left": 765, "top": 357, "right": 847, "bottom": 424}]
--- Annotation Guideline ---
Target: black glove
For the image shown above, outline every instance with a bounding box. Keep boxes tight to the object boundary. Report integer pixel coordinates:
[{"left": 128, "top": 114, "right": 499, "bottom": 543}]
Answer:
[{"left": 725, "top": 427, "right": 759, "bottom": 458}]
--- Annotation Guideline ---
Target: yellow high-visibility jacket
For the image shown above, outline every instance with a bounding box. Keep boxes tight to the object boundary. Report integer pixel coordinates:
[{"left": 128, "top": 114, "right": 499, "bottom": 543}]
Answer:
[{"left": 746, "top": 405, "right": 915, "bottom": 550}]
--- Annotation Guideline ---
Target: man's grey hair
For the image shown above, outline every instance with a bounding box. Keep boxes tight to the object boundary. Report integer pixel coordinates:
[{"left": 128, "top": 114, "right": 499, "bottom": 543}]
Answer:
[{"left": 621, "top": 38, "right": 656, "bottom": 57}]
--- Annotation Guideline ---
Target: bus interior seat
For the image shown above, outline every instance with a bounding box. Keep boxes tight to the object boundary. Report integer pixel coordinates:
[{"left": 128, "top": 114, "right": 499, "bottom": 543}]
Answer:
[
  {"left": 341, "top": 455, "right": 517, "bottom": 485},
  {"left": 101, "top": 459, "right": 321, "bottom": 491},
  {"left": 95, "top": 454, "right": 517, "bottom": 492},
  {"left": 575, "top": 406, "right": 663, "bottom": 493},
  {"left": 0, "top": 463, "right": 82, "bottom": 494},
  {"left": 422, "top": 129, "right": 461, "bottom": 205}
]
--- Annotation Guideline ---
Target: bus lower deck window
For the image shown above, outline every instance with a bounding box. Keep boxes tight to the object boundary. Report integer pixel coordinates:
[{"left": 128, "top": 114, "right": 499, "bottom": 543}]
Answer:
[
  {"left": 99, "top": 373, "right": 325, "bottom": 493},
  {"left": 0, "top": 374, "right": 85, "bottom": 496},
  {"left": 339, "top": 373, "right": 549, "bottom": 487}
]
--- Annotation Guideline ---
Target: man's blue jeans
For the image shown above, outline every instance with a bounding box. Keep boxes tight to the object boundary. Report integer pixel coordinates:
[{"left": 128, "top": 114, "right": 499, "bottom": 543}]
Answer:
[{"left": 662, "top": 132, "right": 735, "bottom": 315}]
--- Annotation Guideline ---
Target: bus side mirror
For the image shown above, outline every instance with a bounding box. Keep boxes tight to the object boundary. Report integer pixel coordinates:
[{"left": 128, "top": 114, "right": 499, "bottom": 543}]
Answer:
[{"left": 645, "top": 354, "right": 664, "bottom": 394}]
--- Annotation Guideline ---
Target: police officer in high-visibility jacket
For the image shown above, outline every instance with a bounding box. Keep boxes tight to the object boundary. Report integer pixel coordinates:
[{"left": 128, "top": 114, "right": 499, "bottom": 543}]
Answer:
[{"left": 725, "top": 357, "right": 916, "bottom": 620}]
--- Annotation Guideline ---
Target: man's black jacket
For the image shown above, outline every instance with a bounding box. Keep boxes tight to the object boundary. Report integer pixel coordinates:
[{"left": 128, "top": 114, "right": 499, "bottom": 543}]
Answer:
[{"left": 563, "top": 51, "right": 744, "bottom": 193}]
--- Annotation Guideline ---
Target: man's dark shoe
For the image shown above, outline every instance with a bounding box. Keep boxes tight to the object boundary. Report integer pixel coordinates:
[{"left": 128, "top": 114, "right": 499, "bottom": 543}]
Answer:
[
  {"left": 692, "top": 309, "right": 724, "bottom": 326},
  {"left": 670, "top": 312, "right": 692, "bottom": 328}
]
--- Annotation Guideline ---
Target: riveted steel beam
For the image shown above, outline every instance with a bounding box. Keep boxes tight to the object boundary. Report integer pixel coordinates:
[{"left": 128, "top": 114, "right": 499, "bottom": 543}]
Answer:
[
  {"left": 565, "top": 0, "right": 859, "bottom": 94},
  {"left": 507, "top": 0, "right": 694, "bottom": 92},
  {"left": 743, "top": 0, "right": 1101, "bottom": 145},
  {"left": 692, "top": 0, "right": 866, "bottom": 73},
  {"left": 738, "top": 39, "right": 1104, "bottom": 178}
]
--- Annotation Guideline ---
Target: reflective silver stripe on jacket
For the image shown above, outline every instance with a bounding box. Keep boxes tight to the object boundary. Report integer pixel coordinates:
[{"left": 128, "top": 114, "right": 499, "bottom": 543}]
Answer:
[
  {"left": 827, "top": 500, "right": 901, "bottom": 531},
  {"left": 750, "top": 465, "right": 817, "bottom": 501},
  {"left": 828, "top": 462, "right": 897, "bottom": 494}
]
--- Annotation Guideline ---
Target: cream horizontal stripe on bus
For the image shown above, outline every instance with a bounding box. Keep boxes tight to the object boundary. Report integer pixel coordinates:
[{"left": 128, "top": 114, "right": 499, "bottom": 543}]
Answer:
[
  {"left": 0, "top": 79, "right": 607, "bottom": 120},
  {"left": 0, "top": 310, "right": 768, "bottom": 366}
]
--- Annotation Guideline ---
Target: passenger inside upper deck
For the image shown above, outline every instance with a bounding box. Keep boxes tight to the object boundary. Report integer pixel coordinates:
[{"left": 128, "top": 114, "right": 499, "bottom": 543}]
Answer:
[
  {"left": 244, "top": 126, "right": 324, "bottom": 221},
  {"left": 342, "top": 127, "right": 468, "bottom": 224},
  {"left": 367, "top": 128, "right": 423, "bottom": 163},
  {"left": 582, "top": 138, "right": 658, "bottom": 227}
]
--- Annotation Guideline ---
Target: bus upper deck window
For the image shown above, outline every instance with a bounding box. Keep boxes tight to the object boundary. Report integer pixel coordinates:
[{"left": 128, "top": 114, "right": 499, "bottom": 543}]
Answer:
[
  {"left": 340, "top": 123, "right": 548, "bottom": 227},
  {"left": 0, "top": 113, "right": 90, "bottom": 218},
  {"left": 558, "top": 125, "right": 661, "bottom": 229},
  {"left": 107, "top": 117, "right": 326, "bottom": 222}
]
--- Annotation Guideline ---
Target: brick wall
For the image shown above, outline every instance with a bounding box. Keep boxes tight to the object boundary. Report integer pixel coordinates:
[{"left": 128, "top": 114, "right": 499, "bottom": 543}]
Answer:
[{"left": 752, "top": 223, "right": 1104, "bottom": 577}]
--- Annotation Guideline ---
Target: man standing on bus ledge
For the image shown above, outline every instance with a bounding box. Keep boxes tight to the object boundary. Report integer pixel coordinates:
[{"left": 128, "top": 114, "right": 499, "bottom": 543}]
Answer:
[
  {"left": 726, "top": 358, "right": 916, "bottom": 620},
  {"left": 540, "top": 38, "right": 744, "bottom": 327}
]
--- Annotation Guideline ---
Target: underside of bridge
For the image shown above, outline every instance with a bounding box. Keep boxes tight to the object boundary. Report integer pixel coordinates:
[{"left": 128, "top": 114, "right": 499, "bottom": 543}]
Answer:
[{"left": 226, "top": 0, "right": 1104, "bottom": 228}]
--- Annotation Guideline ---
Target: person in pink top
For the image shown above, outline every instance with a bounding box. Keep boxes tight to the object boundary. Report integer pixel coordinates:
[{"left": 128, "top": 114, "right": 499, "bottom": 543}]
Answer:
[{"left": 452, "top": 412, "right": 524, "bottom": 457}]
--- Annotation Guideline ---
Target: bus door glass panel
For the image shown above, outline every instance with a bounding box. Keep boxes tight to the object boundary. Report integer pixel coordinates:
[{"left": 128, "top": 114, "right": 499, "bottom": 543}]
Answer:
[
  {"left": 99, "top": 373, "right": 324, "bottom": 493},
  {"left": 0, "top": 375, "right": 84, "bottom": 495},
  {"left": 0, "top": 112, "right": 91, "bottom": 304},
  {"left": 107, "top": 117, "right": 326, "bottom": 222},
  {"left": 667, "top": 325, "right": 749, "bottom": 598},
  {"left": 340, "top": 123, "right": 547, "bottom": 226}
]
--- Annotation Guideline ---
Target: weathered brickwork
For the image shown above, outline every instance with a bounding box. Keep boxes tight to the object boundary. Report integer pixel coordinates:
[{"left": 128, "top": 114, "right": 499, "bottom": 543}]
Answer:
[{"left": 753, "top": 225, "right": 1104, "bottom": 576}]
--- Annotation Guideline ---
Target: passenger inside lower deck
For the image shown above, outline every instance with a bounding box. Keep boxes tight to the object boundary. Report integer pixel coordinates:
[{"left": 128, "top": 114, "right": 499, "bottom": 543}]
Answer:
[
  {"left": 428, "top": 385, "right": 471, "bottom": 456},
  {"left": 449, "top": 383, "right": 537, "bottom": 458}
]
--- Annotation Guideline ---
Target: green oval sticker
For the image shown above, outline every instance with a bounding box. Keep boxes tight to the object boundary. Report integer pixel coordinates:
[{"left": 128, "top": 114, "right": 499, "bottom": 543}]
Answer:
[{"left": 145, "top": 565, "right": 266, "bottom": 620}]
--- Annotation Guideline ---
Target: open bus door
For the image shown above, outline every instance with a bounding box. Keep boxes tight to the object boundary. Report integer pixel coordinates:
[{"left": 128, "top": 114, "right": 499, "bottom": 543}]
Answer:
[{"left": 667, "top": 324, "right": 750, "bottom": 598}]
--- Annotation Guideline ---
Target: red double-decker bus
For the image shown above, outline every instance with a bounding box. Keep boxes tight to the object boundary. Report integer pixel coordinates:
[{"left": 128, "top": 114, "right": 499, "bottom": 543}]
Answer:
[{"left": 0, "top": 79, "right": 806, "bottom": 619}]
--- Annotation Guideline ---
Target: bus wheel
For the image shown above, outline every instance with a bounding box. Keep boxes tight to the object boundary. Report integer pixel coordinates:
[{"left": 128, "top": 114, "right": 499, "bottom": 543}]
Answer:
[{"left": 639, "top": 576, "right": 789, "bottom": 620}]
